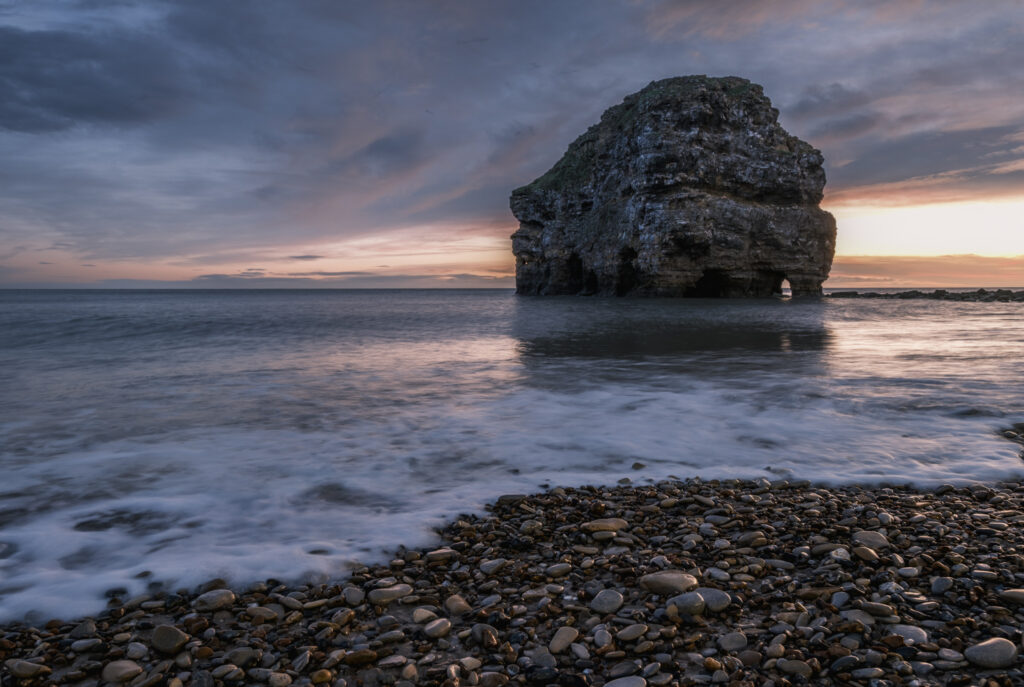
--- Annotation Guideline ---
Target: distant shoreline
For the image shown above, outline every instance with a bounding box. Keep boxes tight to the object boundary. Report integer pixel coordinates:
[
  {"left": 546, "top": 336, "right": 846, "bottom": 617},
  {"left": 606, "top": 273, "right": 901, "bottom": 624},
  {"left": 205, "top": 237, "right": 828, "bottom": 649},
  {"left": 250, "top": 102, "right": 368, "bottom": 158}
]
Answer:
[
  {"left": 826, "top": 288, "right": 1024, "bottom": 302},
  {"left": 3, "top": 479, "right": 1023, "bottom": 685}
]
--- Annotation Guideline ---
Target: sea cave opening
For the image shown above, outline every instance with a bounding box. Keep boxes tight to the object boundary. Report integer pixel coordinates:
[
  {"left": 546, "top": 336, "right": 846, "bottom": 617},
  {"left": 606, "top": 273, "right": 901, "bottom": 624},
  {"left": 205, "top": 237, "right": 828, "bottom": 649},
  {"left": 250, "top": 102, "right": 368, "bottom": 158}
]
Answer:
[{"left": 684, "top": 269, "right": 731, "bottom": 297}]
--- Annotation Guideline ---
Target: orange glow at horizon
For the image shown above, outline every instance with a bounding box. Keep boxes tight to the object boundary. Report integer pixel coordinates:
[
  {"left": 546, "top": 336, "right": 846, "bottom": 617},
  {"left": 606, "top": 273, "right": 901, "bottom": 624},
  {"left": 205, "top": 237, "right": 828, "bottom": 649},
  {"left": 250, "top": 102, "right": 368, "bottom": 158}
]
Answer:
[
  {"left": 825, "top": 196, "right": 1024, "bottom": 257},
  {"left": 7, "top": 199, "right": 1024, "bottom": 288}
]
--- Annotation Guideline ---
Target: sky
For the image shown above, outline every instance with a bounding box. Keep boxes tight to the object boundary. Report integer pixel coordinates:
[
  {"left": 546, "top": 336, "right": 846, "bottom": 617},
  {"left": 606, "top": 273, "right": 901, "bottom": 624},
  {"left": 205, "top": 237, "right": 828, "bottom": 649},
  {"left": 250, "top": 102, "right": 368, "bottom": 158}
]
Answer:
[{"left": 1, "top": 0, "right": 1023, "bottom": 288}]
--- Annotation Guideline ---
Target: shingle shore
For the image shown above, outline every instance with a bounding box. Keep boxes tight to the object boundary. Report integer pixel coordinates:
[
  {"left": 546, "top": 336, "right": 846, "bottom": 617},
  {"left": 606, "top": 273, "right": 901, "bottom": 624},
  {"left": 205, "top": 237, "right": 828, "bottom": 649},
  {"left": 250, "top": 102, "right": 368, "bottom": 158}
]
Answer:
[{"left": 4, "top": 478, "right": 1024, "bottom": 687}]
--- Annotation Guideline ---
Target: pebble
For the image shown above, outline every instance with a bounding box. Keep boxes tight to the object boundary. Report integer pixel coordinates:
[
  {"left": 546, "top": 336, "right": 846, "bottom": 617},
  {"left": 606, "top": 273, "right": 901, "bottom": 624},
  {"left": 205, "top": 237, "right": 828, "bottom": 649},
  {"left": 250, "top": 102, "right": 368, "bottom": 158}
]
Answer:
[
  {"left": 101, "top": 660, "right": 144, "bottom": 683},
  {"left": 69, "top": 620, "right": 97, "bottom": 638},
  {"left": 852, "top": 546, "right": 879, "bottom": 562},
  {"left": 999, "top": 588, "right": 1024, "bottom": 604},
  {"left": 70, "top": 638, "right": 102, "bottom": 652},
  {"left": 5, "top": 659, "right": 51, "bottom": 678},
  {"left": 343, "top": 586, "right": 365, "bottom": 605},
  {"left": 695, "top": 587, "right": 731, "bottom": 612},
  {"left": 889, "top": 624, "right": 928, "bottom": 644},
  {"left": 412, "top": 607, "right": 437, "bottom": 623},
  {"left": 851, "top": 530, "right": 890, "bottom": 550},
  {"left": 445, "top": 593, "right": 472, "bottom": 615},
  {"left": 590, "top": 589, "right": 625, "bottom": 614},
  {"left": 549, "top": 626, "right": 579, "bottom": 653},
  {"left": 424, "top": 618, "right": 452, "bottom": 638},
  {"left": 367, "top": 583, "right": 413, "bottom": 604},
  {"left": 668, "top": 591, "right": 705, "bottom": 616},
  {"left": 638, "top": 570, "right": 697, "bottom": 595},
  {"left": 192, "top": 588, "right": 235, "bottom": 611},
  {"left": 583, "top": 517, "right": 629, "bottom": 532},
  {"left": 841, "top": 609, "right": 876, "bottom": 626},
  {"left": 546, "top": 562, "right": 572, "bottom": 577},
  {"left": 125, "top": 641, "right": 148, "bottom": 659},
  {"left": 268, "top": 674, "right": 292, "bottom": 687},
  {"left": 479, "top": 558, "right": 507, "bottom": 574},
  {"left": 604, "top": 676, "right": 647, "bottom": 687},
  {"left": 615, "top": 624, "right": 646, "bottom": 642},
  {"left": 152, "top": 624, "right": 190, "bottom": 654},
  {"left": 717, "top": 631, "right": 747, "bottom": 652},
  {"left": 931, "top": 576, "right": 954, "bottom": 594},
  {"left": 777, "top": 659, "right": 812, "bottom": 677},
  {"left": 938, "top": 648, "right": 964, "bottom": 661},
  {"left": 851, "top": 667, "right": 885, "bottom": 679},
  {"left": 964, "top": 637, "right": 1019, "bottom": 669}
]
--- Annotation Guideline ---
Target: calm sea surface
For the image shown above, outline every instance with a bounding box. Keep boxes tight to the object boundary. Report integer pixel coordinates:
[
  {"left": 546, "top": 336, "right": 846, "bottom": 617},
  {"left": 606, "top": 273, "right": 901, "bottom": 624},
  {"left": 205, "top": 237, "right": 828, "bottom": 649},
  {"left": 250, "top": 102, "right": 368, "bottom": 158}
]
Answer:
[{"left": 1, "top": 289, "right": 1023, "bottom": 621}]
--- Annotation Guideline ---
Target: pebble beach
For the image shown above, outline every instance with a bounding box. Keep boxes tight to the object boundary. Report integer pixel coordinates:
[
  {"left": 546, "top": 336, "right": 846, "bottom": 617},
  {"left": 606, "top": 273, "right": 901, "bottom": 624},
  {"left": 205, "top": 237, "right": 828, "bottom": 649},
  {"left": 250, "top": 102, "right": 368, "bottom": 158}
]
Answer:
[{"left": 5, "top": 478, "right": 1024, "bottom": 687}]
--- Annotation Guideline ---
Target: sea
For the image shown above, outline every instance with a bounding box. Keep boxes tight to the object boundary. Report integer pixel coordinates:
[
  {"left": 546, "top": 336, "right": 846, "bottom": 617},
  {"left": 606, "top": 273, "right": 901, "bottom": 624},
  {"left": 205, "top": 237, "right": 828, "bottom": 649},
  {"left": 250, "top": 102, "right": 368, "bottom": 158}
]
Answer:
[{"left": 1, "top": 288, "right": 1023, "bottom": 622}]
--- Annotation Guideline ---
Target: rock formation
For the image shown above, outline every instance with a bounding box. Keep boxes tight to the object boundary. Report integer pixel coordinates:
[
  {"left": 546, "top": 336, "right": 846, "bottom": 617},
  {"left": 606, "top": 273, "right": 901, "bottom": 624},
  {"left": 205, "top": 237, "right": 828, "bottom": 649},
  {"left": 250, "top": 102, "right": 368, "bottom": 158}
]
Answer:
[{"left": 509, "top": 76, "right": 836, "bottom": 297}]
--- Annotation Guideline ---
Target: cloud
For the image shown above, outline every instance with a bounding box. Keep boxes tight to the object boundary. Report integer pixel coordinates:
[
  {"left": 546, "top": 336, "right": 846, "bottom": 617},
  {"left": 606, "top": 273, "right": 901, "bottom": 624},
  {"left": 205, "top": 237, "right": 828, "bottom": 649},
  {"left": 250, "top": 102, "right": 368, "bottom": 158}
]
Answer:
[
  {"left": 2, "top": 0, "right": 1024, "bottom": 284},
  {"left": 0, "top": 24, "right": 188, "bottom": 132},
  {"left": 286, "top": 271, "right": 373, "bottom": 277}
]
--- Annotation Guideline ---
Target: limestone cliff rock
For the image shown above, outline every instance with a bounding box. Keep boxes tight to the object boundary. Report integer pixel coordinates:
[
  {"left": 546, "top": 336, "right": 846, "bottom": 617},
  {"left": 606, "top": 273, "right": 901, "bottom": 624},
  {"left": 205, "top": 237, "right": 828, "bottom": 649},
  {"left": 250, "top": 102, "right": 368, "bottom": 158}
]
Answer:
[{"left": 510, "top": 76, "right": 836, "bottom": 297}]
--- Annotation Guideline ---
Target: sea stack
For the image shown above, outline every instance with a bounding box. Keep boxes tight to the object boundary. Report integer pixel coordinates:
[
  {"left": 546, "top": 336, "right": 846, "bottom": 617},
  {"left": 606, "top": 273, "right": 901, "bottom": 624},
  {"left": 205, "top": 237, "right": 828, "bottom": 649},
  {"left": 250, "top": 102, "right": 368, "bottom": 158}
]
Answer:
[{"left": 510, "top": 75, "right": 836, "bottom": 297}]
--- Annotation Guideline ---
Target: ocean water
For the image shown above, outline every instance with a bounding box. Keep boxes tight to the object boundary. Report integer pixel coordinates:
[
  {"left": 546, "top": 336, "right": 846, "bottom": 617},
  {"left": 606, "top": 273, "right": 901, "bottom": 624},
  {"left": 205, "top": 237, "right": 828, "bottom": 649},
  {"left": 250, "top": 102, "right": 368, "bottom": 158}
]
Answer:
[{"left": 1, "top": 288, "right": 1022, "bottom": 622}]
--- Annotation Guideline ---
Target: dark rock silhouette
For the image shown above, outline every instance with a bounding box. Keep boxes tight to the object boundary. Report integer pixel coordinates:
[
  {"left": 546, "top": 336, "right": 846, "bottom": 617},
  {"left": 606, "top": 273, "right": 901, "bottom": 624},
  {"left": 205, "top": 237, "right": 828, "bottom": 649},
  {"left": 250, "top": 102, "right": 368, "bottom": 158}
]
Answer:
[{"left": 510, "top": 76, "right": 836, "bottom": 297}]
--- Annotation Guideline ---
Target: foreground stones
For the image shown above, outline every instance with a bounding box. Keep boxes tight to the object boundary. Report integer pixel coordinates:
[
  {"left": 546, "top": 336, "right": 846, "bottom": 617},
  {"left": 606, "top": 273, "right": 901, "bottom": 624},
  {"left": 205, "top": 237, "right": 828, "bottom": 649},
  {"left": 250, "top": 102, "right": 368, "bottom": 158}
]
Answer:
[
  {"left": 509, "top": 75, "right": 836, "bottom": 297},
  {"left": 3, "top": 479, "right": 1024, "bottom": 686}
]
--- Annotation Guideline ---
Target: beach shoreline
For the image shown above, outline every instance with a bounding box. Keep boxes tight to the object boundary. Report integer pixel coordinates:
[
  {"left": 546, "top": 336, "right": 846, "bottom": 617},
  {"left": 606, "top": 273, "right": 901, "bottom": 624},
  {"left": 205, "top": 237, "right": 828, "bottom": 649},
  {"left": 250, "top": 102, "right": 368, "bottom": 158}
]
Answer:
[
  {"left": 4, "top": 478, "right": 1024, "bottom": 686},
  {"left": 826, "top": 288, "right": 1024, "bottom": 302}
]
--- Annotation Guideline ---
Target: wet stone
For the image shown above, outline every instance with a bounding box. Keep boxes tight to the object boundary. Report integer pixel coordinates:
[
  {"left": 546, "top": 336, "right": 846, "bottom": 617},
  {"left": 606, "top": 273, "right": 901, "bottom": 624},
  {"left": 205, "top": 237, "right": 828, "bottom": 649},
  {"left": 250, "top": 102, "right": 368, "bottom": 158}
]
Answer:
[
  {"left": 999, "top": 588, "right": 1024, "bottom": 604},
  {"left": 590, "top": 589, "right": 624, "bottom": 614},
  {"left": 607, "top": 662, "right": 640, "bottom": 678},
  {"left": 889, "top": 624, "right": 928, "bottom": 644},
  {"left": 852, "top": 531, "right": 890, "bottom": 550},
  {"left": 445, "top": 594, "right": 472, "bottom": 615},
  {"left": 424, "top": 617, "right": 452, "bottom": 638},
  {"left": 616, "top": 624, "right": 647, "bottom": 642},
  {"left": 777, "top": 659, "right": 812, "bottom": 678},
  {"left": 101, "top": 660, "right": 144, "bottom": 683},
  {"left": 71, "top": 638, "right": 102, "bottom": 652},
  {"left": 193, "top": 588, "right": 236, "bottom": 611},
  {"left": 226, "top": 647, "right": 258, "bottom": 668},
  {"left": 343, "top": 586, "right": 365, "bottom": 605},
  {"left": 368, "top": 584, "right": 413, "bottom": 604},
  {"left": 695, "top": 587, "right": 731, "bottom": 612},
  {"left": 268, "top": 673, "right": 293, "bottom": 687},
  {"left": 5, "top": 659, "right": 52, "bottom": 679},
  {"left": 546, "top": 562, "right": 572, "bottom": 577},
  {"left": 412, "top": 607, "right": 437, "bottom": 623},
  {"left": 582, "top": 518, "right": 629, "bottom": 532},
  {"left": 667, "top": 591, "right": 705, "bottom": 616},
  {"left": 152, "top": 624, "right": 190, "bottom": 654},
  {"left": 549, "top": 626, "right": 579, "bottom": 653},
  {"left": 717, "top": 632, "right": 747, "bottom": 652},
  {"left": 604, "top": 676, "right": 646, "bottom": 687},
  {"left": 69, "top": 620, "right": 97, "bottom": 638},
  {"left": 638, "top": 570, "right": 697, "bottom": 595},
  {"left": 964, "top": 637, "right": 1018, "bottom": 669},
  {"left": 851, "top": 667, "right": 885, "bottom": 679}
]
